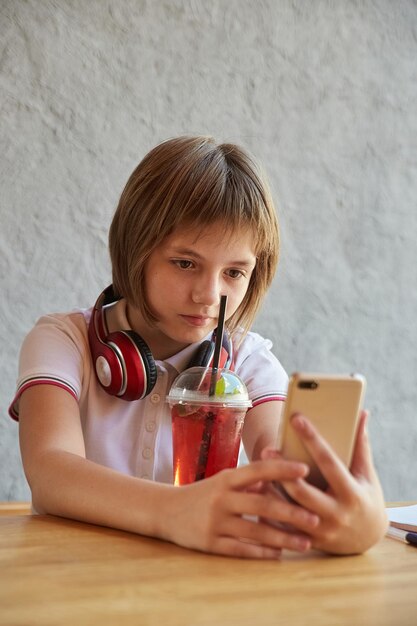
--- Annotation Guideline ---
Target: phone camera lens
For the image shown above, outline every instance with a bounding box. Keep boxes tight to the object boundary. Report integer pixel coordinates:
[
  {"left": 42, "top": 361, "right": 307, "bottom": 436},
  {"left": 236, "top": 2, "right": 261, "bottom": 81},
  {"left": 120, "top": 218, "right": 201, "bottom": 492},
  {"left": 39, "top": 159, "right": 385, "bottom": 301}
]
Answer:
[{"left": 298, "top": 380, "right": 318, "bottom": 390}]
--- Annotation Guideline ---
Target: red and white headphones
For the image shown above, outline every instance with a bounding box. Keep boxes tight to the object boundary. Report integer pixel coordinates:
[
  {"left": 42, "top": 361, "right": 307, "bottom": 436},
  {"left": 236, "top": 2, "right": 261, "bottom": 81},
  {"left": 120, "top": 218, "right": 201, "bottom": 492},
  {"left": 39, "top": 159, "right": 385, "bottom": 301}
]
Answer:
[{"left": 88, "top": 285, "right": 233, "bottom": 401}]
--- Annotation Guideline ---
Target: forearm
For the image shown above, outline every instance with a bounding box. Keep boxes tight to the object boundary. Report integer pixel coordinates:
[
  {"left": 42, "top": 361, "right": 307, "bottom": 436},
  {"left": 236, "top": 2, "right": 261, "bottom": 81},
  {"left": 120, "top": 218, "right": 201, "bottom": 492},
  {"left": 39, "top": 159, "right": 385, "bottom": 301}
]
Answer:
[
  {"left": 28, "top": 450, "right": 175, "bottom": 540},
  {"left": 242, "top": 402, "right": 283, "bottom": 461},
  {"left": 26, "top": 448, "right": 327, "bottom": 558}
]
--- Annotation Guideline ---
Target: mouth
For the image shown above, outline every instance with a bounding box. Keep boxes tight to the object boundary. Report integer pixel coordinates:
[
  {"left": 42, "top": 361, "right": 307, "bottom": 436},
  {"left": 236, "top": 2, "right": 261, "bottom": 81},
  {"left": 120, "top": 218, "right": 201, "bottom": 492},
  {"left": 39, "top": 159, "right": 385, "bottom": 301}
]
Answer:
[{"left": 180, "top": 314, "right": 214, "bottom": 328}]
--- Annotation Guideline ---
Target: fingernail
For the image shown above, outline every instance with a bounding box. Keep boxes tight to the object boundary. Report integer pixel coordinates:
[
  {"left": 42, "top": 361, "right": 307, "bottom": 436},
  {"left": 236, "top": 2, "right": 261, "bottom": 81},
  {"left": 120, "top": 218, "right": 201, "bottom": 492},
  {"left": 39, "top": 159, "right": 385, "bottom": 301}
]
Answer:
[
  {"left": 290, "top": 536, "right": 311, "bottom": 552},
  {"left": 307, "top": 514, "right": 320, "bottom": 528},
  {"left": 266, "top": 448, "right": 280, "bottom": 459},
  {"left": 291, "top": 414, "right": 306, "bottom": 429}
]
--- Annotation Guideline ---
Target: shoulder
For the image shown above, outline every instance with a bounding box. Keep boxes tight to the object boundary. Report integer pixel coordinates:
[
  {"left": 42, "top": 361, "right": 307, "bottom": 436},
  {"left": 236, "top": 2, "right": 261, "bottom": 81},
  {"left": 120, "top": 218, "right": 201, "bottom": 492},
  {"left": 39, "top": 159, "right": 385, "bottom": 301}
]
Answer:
[
  {"left": 22, "top": 308, "right": 91, "bottom": 354},
  {"left": 231, "top": 329, "right": 288, "bottom": 403},
  {"left": 232, "top": 329, "right": 283, "bottom": 372},
  {"left": 18, "top": 307, "right": 93, "bottom": 375},
  {"left": 233, "top": 330, "right": 273, "bottom": 358},
  {"left": 10, "top": 308, "right": 93, "bottom": 420},
  {"left": 18, "top": 308, "right": 93, "bottom": 389}
]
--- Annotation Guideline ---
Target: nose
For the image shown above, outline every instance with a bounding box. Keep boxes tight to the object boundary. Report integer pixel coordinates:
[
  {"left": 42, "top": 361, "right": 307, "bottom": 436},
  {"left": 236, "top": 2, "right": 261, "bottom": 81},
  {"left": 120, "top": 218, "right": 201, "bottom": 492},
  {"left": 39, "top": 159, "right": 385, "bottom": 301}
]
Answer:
[{"left": 191, "top": 273, "right": 221, "bottom": 307}]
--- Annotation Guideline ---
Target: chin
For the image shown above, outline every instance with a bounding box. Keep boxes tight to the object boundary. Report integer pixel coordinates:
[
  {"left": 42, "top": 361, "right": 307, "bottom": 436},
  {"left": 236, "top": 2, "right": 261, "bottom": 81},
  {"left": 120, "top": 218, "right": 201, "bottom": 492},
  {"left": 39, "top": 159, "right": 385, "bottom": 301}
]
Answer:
[
  {"left": 155, "top": 320, "right": 215, "bottom": 349},
  {"left": 183, "top": 330, "right": 212, "bottom": 344},
  {"left": 177, "top": 326, "right": 214, "bottom": 346}
]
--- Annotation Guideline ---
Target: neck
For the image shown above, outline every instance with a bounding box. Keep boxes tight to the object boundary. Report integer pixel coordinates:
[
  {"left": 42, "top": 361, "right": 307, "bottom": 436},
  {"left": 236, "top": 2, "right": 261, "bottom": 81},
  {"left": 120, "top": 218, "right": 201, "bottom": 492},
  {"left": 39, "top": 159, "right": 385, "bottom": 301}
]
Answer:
[{"left": 126, "top": 303, "right": 188, "bottom": 360}]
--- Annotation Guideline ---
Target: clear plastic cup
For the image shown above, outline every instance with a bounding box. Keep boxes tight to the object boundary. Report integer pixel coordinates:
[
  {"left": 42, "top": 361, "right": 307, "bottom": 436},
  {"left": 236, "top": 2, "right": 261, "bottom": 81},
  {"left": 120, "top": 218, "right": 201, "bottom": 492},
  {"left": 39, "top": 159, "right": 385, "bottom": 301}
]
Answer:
[{"left": 167, "top": 367, "right": 252, "bottom": 486}]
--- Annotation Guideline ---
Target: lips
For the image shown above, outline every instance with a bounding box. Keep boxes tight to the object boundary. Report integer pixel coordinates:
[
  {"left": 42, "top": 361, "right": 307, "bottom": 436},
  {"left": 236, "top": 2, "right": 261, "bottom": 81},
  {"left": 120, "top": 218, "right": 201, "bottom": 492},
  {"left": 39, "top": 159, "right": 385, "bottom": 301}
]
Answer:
[{"left": 180, "top": 314, "right": 214, "bottom": 327}]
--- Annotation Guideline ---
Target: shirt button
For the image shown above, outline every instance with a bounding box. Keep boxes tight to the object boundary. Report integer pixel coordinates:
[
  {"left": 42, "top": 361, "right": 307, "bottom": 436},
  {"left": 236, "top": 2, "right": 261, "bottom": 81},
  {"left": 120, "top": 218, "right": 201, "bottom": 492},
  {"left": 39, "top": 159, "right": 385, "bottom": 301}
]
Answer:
[
  {"left": 146, "top": 421, "right": 156, "bottom": 432},
  {"left": 142, "top": 447, "right": 153, "bottom": 460},
  {"left": 150, "top": 393, "right": 160, "bottom": 404}
]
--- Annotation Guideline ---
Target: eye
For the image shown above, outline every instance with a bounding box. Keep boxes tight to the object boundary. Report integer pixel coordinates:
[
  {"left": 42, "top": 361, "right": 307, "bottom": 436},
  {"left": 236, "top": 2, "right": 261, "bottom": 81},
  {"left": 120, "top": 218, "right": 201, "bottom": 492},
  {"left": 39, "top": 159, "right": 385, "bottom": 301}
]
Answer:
[
  {"left": 173, "top": 259, "right": 194, "bottom": 270},
  {"left": 226, "top": 268, "right": 245, "bottom": 279}
]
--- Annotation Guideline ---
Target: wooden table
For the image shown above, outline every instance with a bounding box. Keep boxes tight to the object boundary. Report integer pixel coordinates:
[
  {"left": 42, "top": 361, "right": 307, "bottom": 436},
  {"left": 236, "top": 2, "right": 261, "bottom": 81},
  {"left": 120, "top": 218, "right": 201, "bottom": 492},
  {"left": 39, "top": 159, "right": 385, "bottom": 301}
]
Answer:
[{"left": 0, "top": 509, "right": 416, "bottom": 626}]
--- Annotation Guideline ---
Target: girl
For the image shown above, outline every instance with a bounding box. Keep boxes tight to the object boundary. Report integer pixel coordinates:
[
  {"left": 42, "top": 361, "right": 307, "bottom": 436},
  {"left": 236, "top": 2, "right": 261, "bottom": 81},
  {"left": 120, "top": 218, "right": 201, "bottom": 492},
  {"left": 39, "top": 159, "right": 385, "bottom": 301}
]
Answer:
[{"left": 10, "top": 136, "right": 387, "bottom": 558}]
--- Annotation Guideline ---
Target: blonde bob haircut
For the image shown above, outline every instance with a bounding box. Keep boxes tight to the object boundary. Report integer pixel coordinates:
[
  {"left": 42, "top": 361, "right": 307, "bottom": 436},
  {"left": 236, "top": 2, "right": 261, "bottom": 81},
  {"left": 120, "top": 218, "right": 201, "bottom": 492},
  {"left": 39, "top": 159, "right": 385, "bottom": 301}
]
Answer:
[{"left": 109, "top": 135, "right": 279, "bottom": 337}]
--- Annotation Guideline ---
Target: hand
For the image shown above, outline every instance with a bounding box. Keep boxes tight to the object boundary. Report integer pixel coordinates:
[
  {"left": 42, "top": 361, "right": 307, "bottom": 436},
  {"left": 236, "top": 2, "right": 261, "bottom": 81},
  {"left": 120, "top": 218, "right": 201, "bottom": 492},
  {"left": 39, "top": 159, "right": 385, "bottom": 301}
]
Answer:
[
  {"left": 163, "top": 458, "right": 320, "bottom": 559},
  {"left": 279, "top": 411, "right": 388, "bottom": 555}
]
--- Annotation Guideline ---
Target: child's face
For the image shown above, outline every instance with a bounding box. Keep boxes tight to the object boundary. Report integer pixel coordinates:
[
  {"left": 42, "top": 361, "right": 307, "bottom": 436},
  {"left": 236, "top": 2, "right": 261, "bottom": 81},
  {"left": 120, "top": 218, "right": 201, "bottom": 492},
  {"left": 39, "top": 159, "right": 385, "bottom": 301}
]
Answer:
[{"left": 132, "top": 221, "right": 257, "bottom": 359}]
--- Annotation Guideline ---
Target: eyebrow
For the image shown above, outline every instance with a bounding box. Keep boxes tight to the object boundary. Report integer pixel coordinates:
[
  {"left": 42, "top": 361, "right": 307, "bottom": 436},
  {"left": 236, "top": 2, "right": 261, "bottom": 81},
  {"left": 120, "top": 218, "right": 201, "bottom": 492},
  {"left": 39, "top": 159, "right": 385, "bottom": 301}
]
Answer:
[{"left": 169, "top": 246, "right": 256, "bottom": 267}]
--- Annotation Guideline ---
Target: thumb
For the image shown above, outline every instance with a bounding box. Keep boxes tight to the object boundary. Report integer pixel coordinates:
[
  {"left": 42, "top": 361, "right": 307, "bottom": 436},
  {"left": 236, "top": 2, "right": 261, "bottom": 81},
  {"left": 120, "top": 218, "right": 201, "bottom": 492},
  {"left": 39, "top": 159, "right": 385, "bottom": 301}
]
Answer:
[{"left": 247, "top": 448, "right": 280, "bottom": 493}]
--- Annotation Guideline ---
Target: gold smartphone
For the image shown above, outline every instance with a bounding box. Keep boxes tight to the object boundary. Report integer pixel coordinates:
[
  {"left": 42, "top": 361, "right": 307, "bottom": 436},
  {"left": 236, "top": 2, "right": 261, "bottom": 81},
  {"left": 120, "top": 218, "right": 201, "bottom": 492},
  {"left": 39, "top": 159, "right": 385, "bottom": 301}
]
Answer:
[{"left": 277, "top": 373, "right": 366, "bottom": 490}]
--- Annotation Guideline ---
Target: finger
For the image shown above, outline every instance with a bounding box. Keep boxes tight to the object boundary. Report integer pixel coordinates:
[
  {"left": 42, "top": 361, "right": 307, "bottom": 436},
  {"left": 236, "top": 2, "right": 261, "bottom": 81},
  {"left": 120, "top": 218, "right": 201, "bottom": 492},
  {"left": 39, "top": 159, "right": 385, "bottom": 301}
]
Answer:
[
  {"left": 281, "top": 476, "right": 337, "bottom": 518},
  {"left": 290, "top": 414, "right": 354, "bottom": 497},
  {"left": 212, "top": 537, "right": 282, "bottom": 559},
  {"left": 222, "top": 458, "right": 310, "bottom": 491},
  {"left": 247, "top": 448, "right": 284, "bottom": 493},
  {"left": 219, "top": 516, "right": 312, "bottom": 553},
  {"left": 349, "top": 410, "right": 375, "bottom": 479},
  {"left": 228, "top": 491, "right": 320, "bottom": 532},
  {"left": 245, "top": 481, "right": 266, "bottom": 494},
  {"left": 260, "top": 447, "right": 282, "bottom": 461}
]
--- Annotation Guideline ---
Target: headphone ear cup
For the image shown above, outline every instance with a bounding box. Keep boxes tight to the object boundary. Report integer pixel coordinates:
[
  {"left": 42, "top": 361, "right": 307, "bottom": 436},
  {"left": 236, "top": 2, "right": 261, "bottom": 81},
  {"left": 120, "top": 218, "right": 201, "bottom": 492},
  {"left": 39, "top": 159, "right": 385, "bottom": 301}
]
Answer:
[
  {"left": 123, "top": 330, "right": 158, "bottom": 397},
  {"left": 106, "top": 330, "right": 157, "bottom": 401},
  {"left": 89, "top": 307, "right": 125, "bottom": 396},
  {"left": 187, "top": 340, "right": 214, "bottom": 368},
  {"left": 89, "top": 286, "right": 159, "bottom": 401}
]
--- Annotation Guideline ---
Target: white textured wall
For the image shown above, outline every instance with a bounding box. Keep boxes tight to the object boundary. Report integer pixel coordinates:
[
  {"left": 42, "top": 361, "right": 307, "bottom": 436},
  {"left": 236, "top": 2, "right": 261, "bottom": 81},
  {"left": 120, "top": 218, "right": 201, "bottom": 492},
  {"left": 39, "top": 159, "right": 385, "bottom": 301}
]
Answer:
[{"left": 1, "top": 0, "right": 416, "bottom": 501}]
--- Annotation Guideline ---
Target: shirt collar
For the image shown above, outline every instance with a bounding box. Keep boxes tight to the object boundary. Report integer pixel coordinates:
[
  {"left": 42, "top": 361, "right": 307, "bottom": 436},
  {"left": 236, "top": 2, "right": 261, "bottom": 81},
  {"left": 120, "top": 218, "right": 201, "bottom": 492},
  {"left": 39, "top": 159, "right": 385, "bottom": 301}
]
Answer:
[{"left": 162, "top": 335, "right": 212, "bottom": 374}]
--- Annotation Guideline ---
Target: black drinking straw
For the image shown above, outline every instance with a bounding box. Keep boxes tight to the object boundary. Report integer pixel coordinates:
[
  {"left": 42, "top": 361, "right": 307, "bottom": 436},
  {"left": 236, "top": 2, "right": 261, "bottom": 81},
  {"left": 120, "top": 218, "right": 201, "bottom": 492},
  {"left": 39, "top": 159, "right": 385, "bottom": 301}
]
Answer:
[
  {"left": 208, "top": 295, "right": 228, "bottom": 397},
  {"left": 195, "top": 295, "right": 228, "bottom": 481}
]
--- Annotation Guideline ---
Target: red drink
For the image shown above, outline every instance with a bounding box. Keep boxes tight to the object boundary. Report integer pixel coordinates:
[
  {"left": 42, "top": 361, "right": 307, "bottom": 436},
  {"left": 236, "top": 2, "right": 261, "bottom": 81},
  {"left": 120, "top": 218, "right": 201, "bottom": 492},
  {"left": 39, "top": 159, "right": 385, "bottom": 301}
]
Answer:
[
  {"left": 167, "top": 367, "right": 251, "bottom": 486},
  {"left": 171, "top": 403, "right": 246, "bottom": 486}
]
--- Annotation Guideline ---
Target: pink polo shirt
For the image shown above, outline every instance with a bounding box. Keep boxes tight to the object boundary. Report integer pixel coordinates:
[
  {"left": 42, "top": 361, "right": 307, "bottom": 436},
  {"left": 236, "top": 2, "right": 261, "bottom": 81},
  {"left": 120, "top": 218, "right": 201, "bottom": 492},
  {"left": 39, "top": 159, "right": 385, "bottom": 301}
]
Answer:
[{"left": 9, "top": 299, "right": 288, "bottom": 484}]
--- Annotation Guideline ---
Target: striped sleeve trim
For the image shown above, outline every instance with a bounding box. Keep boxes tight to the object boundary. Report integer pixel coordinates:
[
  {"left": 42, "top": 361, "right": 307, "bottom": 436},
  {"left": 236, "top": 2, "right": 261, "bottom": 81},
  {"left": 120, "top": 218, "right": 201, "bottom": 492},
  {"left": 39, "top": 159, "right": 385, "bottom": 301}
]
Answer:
[
  {"left": 8, "top": 376, "right": 79, "bottom": 421},
  {"left": 251, "top": 393, "right": 287, "bottom": 408}
]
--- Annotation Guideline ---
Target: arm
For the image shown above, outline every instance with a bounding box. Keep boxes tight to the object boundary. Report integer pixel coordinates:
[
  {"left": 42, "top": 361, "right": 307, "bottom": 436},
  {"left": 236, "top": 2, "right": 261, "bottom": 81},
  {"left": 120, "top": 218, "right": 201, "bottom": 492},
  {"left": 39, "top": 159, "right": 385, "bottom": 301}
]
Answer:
[
  {"left": 19, "top": 385, "right": 320, "bottom": 558},
  {"left": 242, "top": 401, "right": 284, "bottom": 461},
  {"left": 19, "top": 385, "right": 170, "bottom": 538}
]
